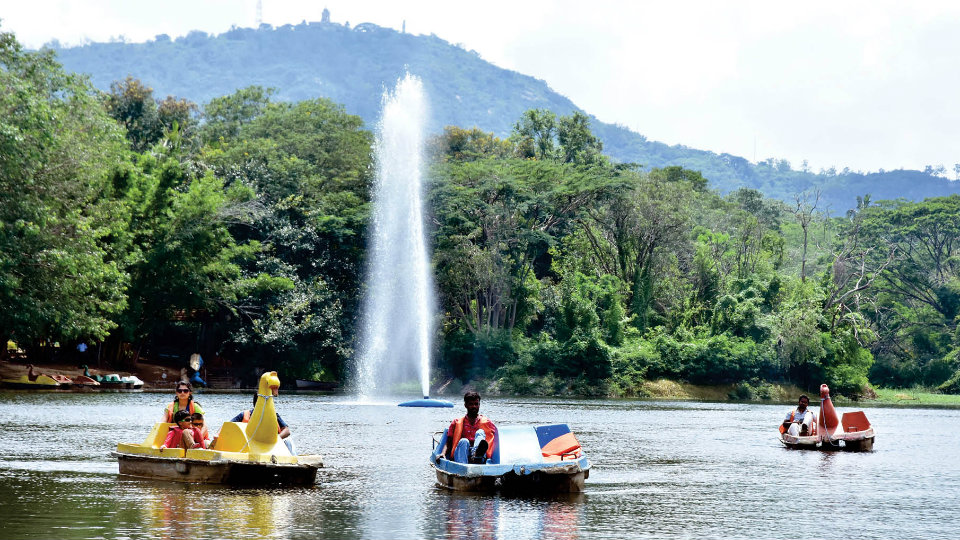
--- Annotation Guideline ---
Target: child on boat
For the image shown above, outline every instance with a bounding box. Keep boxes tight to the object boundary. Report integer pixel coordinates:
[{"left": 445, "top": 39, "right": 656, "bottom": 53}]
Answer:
[
  {"left": 191, "top": 412, "right": 214, "bottom": 448},
  {"left": 161, "top": 410, "right": 206, "bottom": 450}
]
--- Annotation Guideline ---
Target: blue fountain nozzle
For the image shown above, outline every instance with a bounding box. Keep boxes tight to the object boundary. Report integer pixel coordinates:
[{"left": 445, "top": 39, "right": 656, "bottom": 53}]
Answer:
[{"left": 399, "top": 397, "right": 454, "bottom": 408}]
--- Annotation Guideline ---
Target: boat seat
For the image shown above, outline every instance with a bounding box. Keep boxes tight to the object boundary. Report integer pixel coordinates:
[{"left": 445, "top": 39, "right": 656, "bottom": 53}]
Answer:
[
  {"left": 141, "top": 423, "right": 176, "bottom": 448},
  {"left": 497, "top": 426, "right": 544, "bottom": 464},
  {"left": 841, "top": 411, "right": 871, "bottom": 433},
  {"left": 536, "top": 424, "right": 582, "bottom": 461}
]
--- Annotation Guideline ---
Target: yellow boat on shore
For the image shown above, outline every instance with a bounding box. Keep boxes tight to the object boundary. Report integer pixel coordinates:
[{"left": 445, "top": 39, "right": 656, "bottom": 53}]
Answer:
[
  {"left": 114, "top": 371, "right": 323, "bottom": 485},
  {"left": 0, "top": 374, "right": 61, "bottom": 389}
]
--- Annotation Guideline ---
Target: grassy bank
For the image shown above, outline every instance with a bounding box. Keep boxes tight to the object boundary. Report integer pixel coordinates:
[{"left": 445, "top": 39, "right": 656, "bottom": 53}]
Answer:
[
  {"left": 867, "top": 387, "right": 960, "bottom": 406},
  {"left": 471, "top": 373, "right": 960, "bottom": 407}
]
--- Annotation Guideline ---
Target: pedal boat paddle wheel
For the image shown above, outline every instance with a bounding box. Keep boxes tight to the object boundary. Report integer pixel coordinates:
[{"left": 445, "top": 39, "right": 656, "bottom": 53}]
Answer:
[
  {"left": 113, "top": 371, "right": 323, "bottom": 485},
  {"left": 779, "top": 384, "right": 875, "bottom": 451},
  {"left": 430, "top": 424, "right": 590, "bottom": 492}
]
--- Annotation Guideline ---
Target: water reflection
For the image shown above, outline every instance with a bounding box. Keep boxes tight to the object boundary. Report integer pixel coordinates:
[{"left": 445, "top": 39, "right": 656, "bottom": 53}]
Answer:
[
  {"left": 436, "top": 493, "right": 585, "bottom": 540},
  {"left": 3, "top": 394, "right": 960, "bottom": 539},
  {"left": 132, "top": 483, "right": 296, "bottom": 540}
]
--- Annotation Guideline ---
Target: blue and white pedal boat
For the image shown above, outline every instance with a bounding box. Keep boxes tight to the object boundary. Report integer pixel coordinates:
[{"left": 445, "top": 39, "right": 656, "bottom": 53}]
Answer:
[{"left": 430, "top": 424, "right": 590, "bottom": 492}]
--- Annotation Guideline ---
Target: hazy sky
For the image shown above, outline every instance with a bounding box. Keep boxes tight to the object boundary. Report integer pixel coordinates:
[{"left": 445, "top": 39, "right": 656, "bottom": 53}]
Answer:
[{"left": 3, "top": 0, "right": 959, "bottom": 174}]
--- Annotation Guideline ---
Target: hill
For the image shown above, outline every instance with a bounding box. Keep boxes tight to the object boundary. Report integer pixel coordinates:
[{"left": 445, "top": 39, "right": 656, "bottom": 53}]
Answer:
[{"left": 49, "top": 21, "right": 960, "bottom": 211}]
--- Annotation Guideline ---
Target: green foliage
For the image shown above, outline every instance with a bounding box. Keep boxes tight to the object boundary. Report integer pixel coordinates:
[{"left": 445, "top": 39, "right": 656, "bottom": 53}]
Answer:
[
  {"left": 937, "top": 349, "right": 960, "bottom": 393},
  {"left": 104, "top": 76, "right": 200, "bottom": 152},
  {"left": 441, "top": 328, "right": 517, "bottom": 381},
  {"left": 201, "top": 85, "right": 275, "bottom": 145},
  {"left": 0, "top": 30, "right": 130, "bottom": 345},
  {"left": 198, "top": 90, "right": 374, "bottom": 375},
  {"left": 6, "top": 16, "right": 960, "bottom": 394}
]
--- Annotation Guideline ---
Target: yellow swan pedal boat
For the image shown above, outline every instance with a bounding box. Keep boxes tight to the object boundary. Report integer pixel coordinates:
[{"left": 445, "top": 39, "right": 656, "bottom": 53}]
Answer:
[
  {"left": 113, "top": 371, "right": 323, "bottom": 486},
  {"left": 0, "top": 374, "right": 61, "bottom": 389}
]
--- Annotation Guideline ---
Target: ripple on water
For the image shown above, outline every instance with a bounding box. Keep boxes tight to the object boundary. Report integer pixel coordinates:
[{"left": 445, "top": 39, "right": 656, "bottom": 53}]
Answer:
[{"left": 2, "top": 394, "right": 960, "bottom": 539}]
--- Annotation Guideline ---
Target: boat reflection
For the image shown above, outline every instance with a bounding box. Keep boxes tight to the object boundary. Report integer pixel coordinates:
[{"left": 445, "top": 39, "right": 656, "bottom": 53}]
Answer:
[
  {"left": 440, "top": 493, "right": 585, "bottom": 540},
  {"left": 136, "top": 484, "right": 293, "bottom": 539}
]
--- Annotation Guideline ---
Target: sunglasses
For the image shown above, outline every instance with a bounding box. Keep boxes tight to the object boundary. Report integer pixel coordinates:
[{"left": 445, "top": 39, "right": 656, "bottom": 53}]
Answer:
[
  {"left": 192, "top": 421, "right": 203, "bottom": 426},
  {"left": 176, "top": 388, "right": 190, "bottom": 393}
]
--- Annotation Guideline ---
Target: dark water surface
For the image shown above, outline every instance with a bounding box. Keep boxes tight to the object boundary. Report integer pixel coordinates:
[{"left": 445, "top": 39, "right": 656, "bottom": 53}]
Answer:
[{"left": 0, "top": 391, "right": 957, "bottom": 539}]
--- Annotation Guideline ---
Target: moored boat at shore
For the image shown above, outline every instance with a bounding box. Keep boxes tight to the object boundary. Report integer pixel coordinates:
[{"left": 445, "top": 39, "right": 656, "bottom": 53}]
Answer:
[
  {"left": 430, "top": 424, "right": 590, "bottom": 492},
  {"left": 294, "top": 379, "right": 338, "bottom": 391},
  {"left": 779, "top": 384, "right": 875, "bottom": 451},
  {"left": 70, "top": 374, "right": 101, "bottom": 388},
  {"left": 0, "top": 373, "right": 61, "bottom": 389},
  {"left": 114, "top": 371, "right": 323, "bottom": 485}
]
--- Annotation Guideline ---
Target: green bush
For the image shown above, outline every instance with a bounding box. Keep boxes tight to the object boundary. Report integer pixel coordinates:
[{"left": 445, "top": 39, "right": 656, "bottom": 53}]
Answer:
[
  {"left": 936, "top": 349, "right": 960, "bottom": 394},
  {"left": 529, "top": 330, "right": 612, "bottom": 381},
  {"left": 441, "top": 328, "right": 517, "bottom": 381}
]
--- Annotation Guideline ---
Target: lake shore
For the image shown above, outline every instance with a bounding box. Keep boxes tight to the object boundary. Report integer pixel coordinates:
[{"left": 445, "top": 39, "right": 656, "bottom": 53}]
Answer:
[
  {"left": 633, "top": 379, "right": 960, "bottom": 407},
  {"left": 0, "top": 355, "right": 176, "bottom": 390},
  {"left": 3, "top": 357, "right": 958, "bottom": 406}
]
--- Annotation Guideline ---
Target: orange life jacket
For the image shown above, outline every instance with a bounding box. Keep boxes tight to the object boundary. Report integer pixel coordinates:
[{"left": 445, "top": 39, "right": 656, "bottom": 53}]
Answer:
[
  {"left": 449, "top": 415, "right": 496, "bottom": 460},
  {"left": 780, "top": 409, "right": 816, "bottom": 434},
  {"left": 165, "top": 401, "right": 196, "bottom": 423}
]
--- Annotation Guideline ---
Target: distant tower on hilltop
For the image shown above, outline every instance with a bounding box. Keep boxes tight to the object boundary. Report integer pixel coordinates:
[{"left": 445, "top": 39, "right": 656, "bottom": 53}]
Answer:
[
  {"left": 256, "top": 0, "right": 263, "bottom": 26},
  {"left": 322, "top": 7, "right": 330, "bottom": 23},
  {"left": 402, "top": 20, "right": 406, "bottom": 33}
]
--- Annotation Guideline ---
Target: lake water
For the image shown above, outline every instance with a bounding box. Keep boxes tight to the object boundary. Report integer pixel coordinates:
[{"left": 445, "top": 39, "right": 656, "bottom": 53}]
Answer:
[{"left": 0, "top": 391, "right": 957, "bottom": 539}]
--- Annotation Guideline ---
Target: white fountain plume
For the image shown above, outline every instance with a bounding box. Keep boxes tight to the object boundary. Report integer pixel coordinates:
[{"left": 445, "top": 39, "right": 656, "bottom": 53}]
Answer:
[{"left": 356, "top": 73, "right": 435, "bottom": 401}]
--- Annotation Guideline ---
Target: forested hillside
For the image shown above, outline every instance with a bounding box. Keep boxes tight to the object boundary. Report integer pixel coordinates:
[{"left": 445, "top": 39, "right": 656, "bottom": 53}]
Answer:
[
  {"left": 4, "top": 26, "right": 959, "bottom": 397},
  {"left": 48, "top": 21, "right": 960, "bottom": 212}
]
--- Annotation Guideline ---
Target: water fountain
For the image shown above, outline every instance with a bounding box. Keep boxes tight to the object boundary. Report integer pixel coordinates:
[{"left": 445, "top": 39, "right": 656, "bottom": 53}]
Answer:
[{"left": 355, "top": 74, "right": 452, "bottom": 408}]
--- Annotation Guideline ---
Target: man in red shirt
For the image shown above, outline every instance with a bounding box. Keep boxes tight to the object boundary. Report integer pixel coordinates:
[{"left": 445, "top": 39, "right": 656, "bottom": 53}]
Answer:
[{"left": 444, "top": 391, "right": 497, "bottom": 464}]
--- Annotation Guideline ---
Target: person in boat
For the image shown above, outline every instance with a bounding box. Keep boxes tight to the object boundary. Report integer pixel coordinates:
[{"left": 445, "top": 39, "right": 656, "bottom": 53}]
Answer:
[
  {"left": 160, "top": 410, "right": 206, "bottom": 450},
  {"left": 444, "top": 391, "right": 497, "bottom": 464},
  {"left": 163, "top": 381, "right": 204, "bottom": 423},
  {"left": 229, "top": 391, "right": 295, "bottom": 453},
  {"left": 191, "top": 412, "right": 213, "bottom": 447},
  {"left": 782, "top": 394, "right": 817, "bottom": 436}
]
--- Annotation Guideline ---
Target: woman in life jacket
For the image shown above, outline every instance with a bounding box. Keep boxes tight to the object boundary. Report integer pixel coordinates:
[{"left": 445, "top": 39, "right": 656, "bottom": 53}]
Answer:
[{"left": 163, "top": 381, "right": 204, "bottom": 423}]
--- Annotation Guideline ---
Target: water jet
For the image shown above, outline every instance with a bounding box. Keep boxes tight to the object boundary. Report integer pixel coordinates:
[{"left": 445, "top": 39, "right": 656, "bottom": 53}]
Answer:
[{"left": 355, "top": 74, "right": 452, "bottom": 408}]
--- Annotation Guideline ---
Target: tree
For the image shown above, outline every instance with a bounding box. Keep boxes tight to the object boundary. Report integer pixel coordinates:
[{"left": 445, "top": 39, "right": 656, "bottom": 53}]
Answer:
[
  {"left": 512, "top": 109, "right": 557, "bottom": 160},
  {"left": 857, "top": 196, "right": 960, "bottom": 385},
  {"left": 791, "top": 189, "right": 821, "bottom": 283},
  {"left": 580, "top": 168, "right": 693, "bottom": 330},
  {"left": 201, "top": 85, "right": 275, "bottom": 145},
  {"left": 157, "top": 95, "right": 200, "bottom": 149},
  {"left": 199, "top": 94, "right": 374, "bottom": 378},
  {"left": 557, "top": 112, "right": 604, "bottom": 166},
  {"left": 0, "top": 30, "right": 130, "bottom": 354},
  {"left": 104, "top": 76, "right": 163, "bottom": 152}
]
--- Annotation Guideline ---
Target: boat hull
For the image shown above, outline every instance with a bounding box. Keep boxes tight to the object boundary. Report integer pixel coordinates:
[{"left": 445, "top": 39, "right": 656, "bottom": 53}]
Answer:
[
  {"left": 778, "top": 432, "right": 822, "bottom": 450},
  {"left": 432, "top": 457, "right": 590, "bottom": 493},
  {"left": 0, "top": 375, "right": 60, "bottom": 389},
  {"left": 113, "top": 451, "right": 321, "bottom": 486},
  {"left": 779, "top": 428, "right": 875, "bottom": 452},
  {"left": 294, "top": 379, "right": 338, "bottom": 391},
  {"left": 822, "top": 428, "right": 876, "bottom": 452}
]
